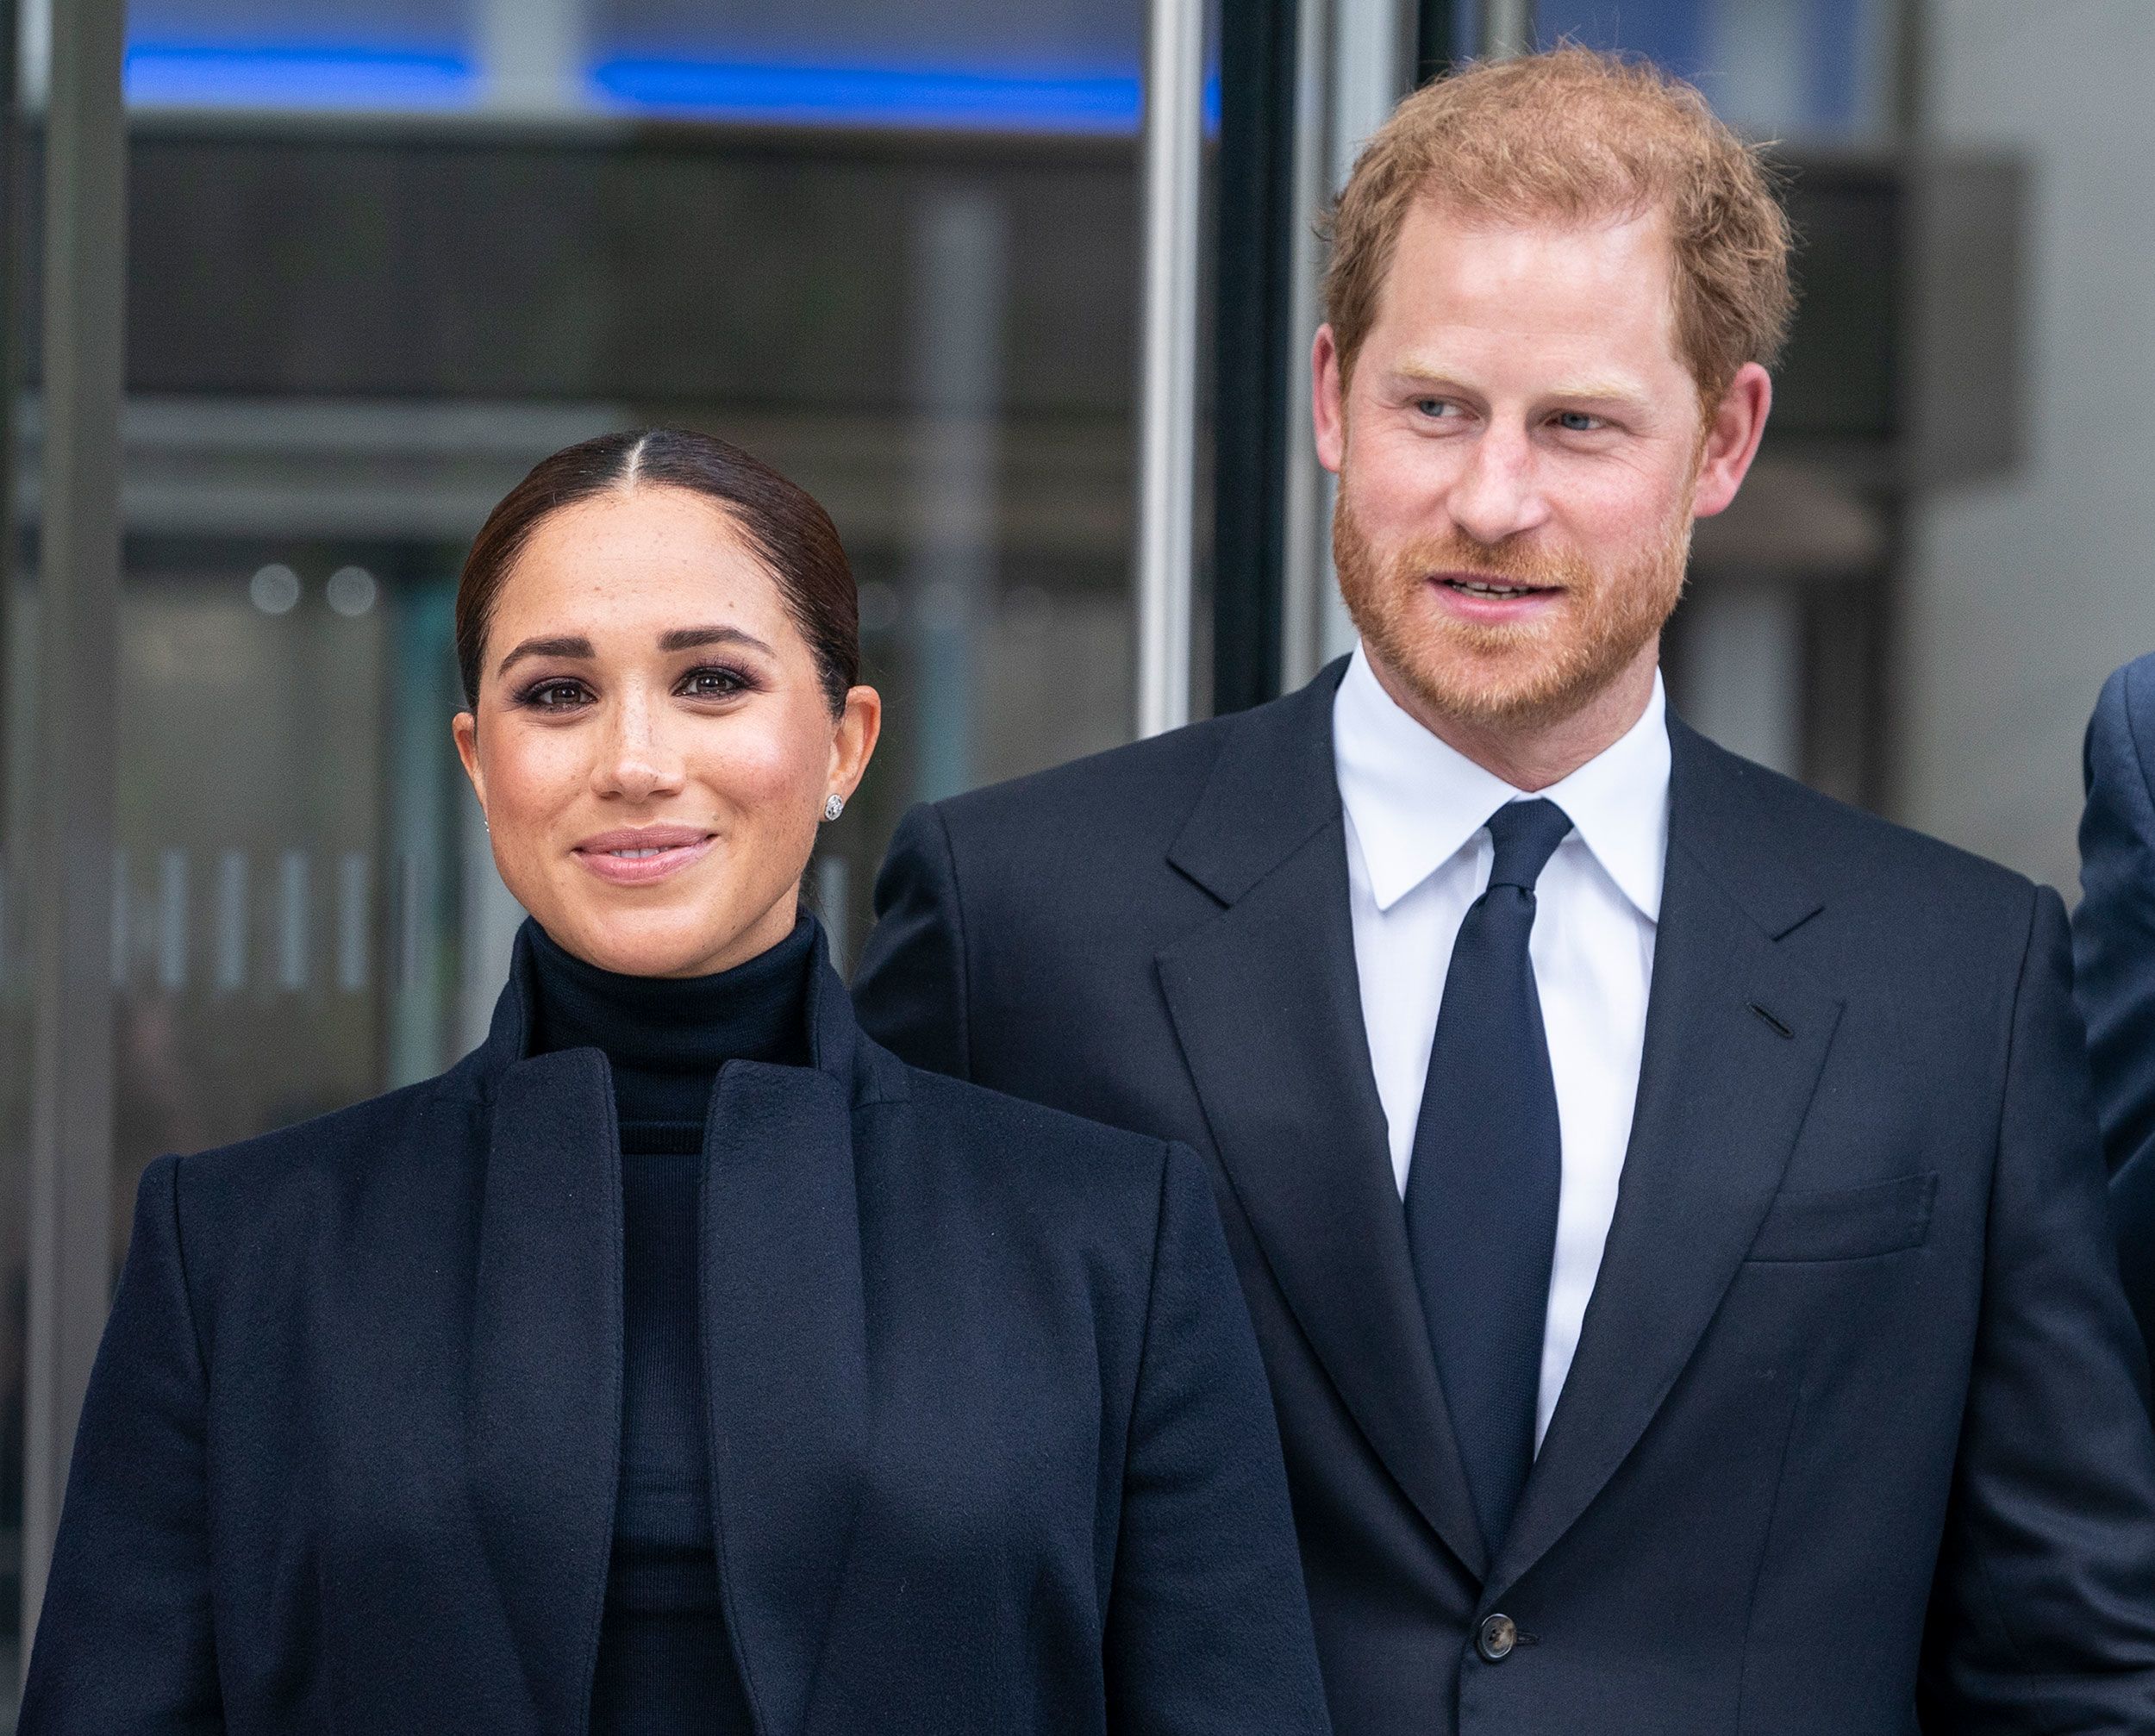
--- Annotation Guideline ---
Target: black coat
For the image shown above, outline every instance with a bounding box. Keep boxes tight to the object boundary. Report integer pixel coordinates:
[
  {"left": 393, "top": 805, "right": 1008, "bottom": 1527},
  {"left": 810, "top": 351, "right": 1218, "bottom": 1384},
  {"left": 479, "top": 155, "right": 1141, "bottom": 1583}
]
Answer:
[
  {"left": 854, "top": 659, "right": 2155, "bottom": 1736},
  {"left": 2076, "top": 651, "right": 2155, "bottom": 1350},
  {"left": 22, "top": 934, "right": 1330, "bottom": 1736}
]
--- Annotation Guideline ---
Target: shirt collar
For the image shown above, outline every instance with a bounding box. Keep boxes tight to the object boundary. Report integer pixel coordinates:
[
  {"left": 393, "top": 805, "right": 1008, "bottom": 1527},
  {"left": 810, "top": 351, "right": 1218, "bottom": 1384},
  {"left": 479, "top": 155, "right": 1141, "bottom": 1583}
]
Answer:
[{"left": 1332, "top": 641, "right": 1671, "bottom": 921}]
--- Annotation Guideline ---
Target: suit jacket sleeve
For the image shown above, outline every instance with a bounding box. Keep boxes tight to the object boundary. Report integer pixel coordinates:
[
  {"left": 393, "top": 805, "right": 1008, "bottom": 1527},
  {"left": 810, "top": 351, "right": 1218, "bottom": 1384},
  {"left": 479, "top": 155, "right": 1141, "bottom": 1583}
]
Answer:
[
  {"left": 1916, "top": 888, "right": 2155, "bottom": 1732},
  {"left": 2075, "top": 659, "right": 2155, "bottom": 1181},
  {"left": 1104, "top": 1141, "right": 1330, "bottom": 1736},
  {"left": 853, "top": 800, "right": 972, "bottom": 1080},
  {"left": 20, "top": 1153, "right": 222, "bottom": 1733},
  {"left": 2075, "top": 659, "right": 2155, "bottom": 1350}
]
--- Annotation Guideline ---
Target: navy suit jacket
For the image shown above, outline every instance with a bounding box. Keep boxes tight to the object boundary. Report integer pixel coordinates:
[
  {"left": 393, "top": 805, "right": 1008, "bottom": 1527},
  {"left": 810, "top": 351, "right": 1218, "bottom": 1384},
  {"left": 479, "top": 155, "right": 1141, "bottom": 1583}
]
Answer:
[
  {"left": 22, "top": 931, "right": 1330, "bottom": 1736},
  {"left": 855, "top": 659, "right": 2155, "bottom": 1736},
  {"left": 2076, "top": 653, "right": 2155, "bottom": 1349}
]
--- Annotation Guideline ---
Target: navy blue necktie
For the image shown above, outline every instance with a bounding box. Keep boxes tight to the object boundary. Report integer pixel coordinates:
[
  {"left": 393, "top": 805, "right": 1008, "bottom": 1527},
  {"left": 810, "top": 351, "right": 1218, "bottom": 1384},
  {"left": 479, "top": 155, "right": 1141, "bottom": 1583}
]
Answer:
[{"left": 1404, "top": 796, "right": 1574, "bottom": 1557}]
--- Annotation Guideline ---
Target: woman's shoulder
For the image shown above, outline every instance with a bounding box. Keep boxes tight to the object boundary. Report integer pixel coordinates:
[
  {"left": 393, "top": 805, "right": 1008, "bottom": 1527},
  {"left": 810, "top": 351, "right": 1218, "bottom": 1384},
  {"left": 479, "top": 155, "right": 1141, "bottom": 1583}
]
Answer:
[{"left": 161, "top": 1059, "right": 486, "bottom": 1231}]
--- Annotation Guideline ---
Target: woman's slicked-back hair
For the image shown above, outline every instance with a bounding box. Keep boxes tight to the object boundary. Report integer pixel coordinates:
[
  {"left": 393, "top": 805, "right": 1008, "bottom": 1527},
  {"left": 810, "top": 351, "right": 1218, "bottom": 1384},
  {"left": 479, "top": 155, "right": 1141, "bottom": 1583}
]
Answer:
[{"left": 454, "top": 428, "right": 861, "bottom": 713}]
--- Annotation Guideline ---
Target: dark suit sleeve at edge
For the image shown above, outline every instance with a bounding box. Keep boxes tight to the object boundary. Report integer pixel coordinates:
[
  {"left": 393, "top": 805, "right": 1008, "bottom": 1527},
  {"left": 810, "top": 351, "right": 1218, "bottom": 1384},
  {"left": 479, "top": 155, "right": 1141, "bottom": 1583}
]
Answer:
[
  {"left": 20, "top": 1152, "right": 222, "bottom": 1734},
  {"left": 2074, "top": 662, "right": 2155, "bottom": 1182},
  {"left": 2076, "top": 664, "right": 2155, "bottom": 1352},
  {"left": 853, "top": 800, "right": 973, "bottom": 1082},
  {"left": 1916, "top": 887, "right": 2155, "bottom": 1733},
  {"left": 1103, "top": 1142, "right": 1330, "bottom": 1736}
]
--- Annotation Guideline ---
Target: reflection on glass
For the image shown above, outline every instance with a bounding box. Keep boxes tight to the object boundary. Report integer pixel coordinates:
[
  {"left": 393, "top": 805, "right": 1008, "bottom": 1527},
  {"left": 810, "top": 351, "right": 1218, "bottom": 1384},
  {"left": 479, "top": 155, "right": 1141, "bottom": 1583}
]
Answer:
[
  {"left": 100, "top": 1, "right": 1148, "bottom": 1274},
  {"left": 6, "top": 4, "right": 1153, "bottom": 1708},
  {"left": 1533, "top": 0, "right": 1898, "bottom": 139}
]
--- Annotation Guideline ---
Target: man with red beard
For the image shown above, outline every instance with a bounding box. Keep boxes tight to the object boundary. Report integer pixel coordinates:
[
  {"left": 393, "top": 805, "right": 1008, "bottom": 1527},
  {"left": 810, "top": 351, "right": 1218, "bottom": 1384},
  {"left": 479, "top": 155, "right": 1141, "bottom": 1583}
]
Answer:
[{"left": 856, "top": 47, "right": 2155, "bottom": 1736}]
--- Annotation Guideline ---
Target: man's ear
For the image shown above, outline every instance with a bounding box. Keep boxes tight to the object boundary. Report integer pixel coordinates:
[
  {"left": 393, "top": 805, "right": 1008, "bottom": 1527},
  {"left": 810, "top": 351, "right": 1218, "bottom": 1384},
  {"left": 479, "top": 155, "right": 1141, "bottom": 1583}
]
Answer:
[
  {"left": 1313, "top": 325, "right": 1347, "bottom": 475},
  {"left": 1693, "top": 362, "right": 1772, "bottom": 520}
]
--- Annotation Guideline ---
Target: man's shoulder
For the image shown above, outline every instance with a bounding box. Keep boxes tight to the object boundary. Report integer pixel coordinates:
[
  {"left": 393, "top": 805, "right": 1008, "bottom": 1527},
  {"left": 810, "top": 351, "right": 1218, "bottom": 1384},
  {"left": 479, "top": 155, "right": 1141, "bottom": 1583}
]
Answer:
[
  {"left": 937, "top": 709, "right": 1243, "bottom": 840},
  {"left": 929, "top": 671, "right": 1336, "bottom": 871},
  {"left": 1688, "top": 727, "right": 2039, "bottom": 930},
  {"left": 2100, "top": 650, "right": 2155, "bottom": 727},
  {"left": 2087, "top": 653, "right": 2155, "bottom": 794}
]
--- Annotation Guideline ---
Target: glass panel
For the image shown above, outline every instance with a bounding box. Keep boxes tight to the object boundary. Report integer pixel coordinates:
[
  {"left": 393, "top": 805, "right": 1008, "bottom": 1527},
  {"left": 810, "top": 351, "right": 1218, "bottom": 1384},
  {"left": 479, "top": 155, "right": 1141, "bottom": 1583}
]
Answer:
[
  {"left": 0, "top": 563, "right": 31, "bottom": 1716},
  {"left": 590, "top": 0, "right": 1146, "bottom": 130},
  {"left": 1533, "top": 0, "right": 1899, "bottom": 140},
  {"left": 109, "top": 0, "right": 1146, "bottom": 1223},
  {"left": 126, "top": 0, "right": 480, "bottom": 109}
]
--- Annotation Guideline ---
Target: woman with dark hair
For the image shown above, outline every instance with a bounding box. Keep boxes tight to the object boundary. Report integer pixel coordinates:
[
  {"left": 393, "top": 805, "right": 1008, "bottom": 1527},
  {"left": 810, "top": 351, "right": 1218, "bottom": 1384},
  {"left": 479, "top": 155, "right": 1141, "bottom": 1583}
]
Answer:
[{"left": 21, "top": 430, "right": 1329, "bottom": 1736}]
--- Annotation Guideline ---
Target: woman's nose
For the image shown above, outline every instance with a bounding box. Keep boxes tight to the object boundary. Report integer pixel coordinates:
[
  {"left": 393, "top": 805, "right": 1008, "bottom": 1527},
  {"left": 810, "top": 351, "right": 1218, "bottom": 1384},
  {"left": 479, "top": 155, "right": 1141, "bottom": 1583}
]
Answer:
[{"left": 591, "top": 697, "right": 687, "bottom": 801}]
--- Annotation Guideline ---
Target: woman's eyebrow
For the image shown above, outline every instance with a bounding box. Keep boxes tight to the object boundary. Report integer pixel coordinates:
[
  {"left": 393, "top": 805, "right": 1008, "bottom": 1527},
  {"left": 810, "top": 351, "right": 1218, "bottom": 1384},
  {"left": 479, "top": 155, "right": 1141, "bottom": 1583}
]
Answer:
[
  {"left": 496, "top": 634, "right": 593, "bottom": 676},
  {"left": 659, "top": 625, "right": 774, "bottom": 655}
]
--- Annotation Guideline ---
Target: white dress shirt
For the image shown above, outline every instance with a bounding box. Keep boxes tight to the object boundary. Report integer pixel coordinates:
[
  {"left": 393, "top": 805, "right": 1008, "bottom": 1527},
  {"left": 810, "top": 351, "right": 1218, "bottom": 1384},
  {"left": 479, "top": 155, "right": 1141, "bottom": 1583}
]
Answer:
[{"left": 1333, "top": 643, "right": 1671, "bottom": 1447}]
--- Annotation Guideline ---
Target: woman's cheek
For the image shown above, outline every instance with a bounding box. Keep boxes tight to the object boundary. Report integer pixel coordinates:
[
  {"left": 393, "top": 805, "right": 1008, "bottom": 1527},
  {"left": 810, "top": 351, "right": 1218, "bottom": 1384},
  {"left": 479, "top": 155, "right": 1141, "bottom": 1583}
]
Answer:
[
  {"left": 691, "top": 719, "right": 818, "bottom": 809},
  {"left": 493, "top": 726, "right": 591, "bottom": 815}
]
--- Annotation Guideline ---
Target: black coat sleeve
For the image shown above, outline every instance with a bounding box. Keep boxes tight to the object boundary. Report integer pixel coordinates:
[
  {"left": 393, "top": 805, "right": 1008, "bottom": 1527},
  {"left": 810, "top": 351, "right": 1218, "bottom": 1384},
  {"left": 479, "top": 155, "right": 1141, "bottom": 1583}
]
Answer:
[
  {"left": 2074, "top": 659, "right": 2155, "bottom": 1351},
  {"left": 1916, "top": 888, "right": 2155, "bottom": 1732},
  {"left": 2075, "top": 659, "right": 2155, "bottom": 1180},
  {"left": 853, "top": 800, "right": 973, "bottom": 1081},
  {"left": 21, "top": 1153, "right": 223, "bottom": 1733},
  {"left": 1105, "top": 1142, "right": 1331, "bottom": 1736}
]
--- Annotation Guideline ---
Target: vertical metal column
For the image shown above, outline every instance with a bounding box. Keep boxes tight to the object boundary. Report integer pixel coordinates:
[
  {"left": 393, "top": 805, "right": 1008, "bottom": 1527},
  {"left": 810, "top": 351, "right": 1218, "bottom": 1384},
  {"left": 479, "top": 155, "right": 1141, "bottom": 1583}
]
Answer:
[
  {"left": 1134, "top": 0, "right": 1205, "bottom": 738},
  {"left": 906, "top": 186, "right": 1006, "bottom": 800},
  {"left": 0, "top": 0, "right": 22, "bottom": 809},
  {"left": 1211, "top": 0, "right": 1300, "bottom": 716},
  {"left": 1283, "top": 0, "right": 1421, "bottom": 684},
  {"left": 1481, "top": 0, "right": 1537, "bottom": 58},
  {"left": 477, "top": 0, "right": 585, "bottom": 113},
  {"left": 22, "top": 0, "right": 126, "bottom": 1650},
  {"left": 1277, "top": 0, "right": 1336, "bottom": 691},
  {"left": 1416, "top": 1, "right": 1463, "bottom": 82}
]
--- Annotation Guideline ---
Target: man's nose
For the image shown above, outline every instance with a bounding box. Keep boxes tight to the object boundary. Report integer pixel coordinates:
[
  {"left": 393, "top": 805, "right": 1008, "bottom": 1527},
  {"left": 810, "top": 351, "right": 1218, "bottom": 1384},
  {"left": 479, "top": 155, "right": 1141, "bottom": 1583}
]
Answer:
[{"left": 1446, "top": 425, "right": 1549, "bottom": 547}]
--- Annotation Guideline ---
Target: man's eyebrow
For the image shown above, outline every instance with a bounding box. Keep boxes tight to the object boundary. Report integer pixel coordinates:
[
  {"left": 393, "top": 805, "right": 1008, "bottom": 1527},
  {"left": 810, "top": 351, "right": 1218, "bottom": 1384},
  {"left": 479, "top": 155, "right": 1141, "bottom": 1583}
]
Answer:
[
  {"left": 497, "top": 634, "right": 593, "bottom": 676},
  {"left": 1539, "top": 377, "right": 1651, "bottom": 406},
  {"left": 659, "top": 625, "right": 775, "bottom": 656},
  {"left": 1388, "top": 363, "right": 1649, "bottom": 406}
]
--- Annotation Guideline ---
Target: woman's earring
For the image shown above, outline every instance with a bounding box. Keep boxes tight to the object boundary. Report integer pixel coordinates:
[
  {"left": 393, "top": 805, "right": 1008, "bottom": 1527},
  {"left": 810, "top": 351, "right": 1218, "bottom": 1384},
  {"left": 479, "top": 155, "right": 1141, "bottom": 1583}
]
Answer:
[{"left": 823, "top": 794, "right": 846, "bottom": 822}]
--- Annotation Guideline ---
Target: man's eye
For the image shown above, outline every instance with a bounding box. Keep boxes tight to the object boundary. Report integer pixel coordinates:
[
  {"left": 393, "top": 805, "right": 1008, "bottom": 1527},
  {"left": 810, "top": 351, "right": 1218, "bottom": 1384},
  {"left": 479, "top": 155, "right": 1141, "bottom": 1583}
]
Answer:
[
  {"left": 1555, "top": 410, "right": 1603, "bottom": 432},
  {"left": 1415, "top": 398, "right": 1456, "bottom": 418}
]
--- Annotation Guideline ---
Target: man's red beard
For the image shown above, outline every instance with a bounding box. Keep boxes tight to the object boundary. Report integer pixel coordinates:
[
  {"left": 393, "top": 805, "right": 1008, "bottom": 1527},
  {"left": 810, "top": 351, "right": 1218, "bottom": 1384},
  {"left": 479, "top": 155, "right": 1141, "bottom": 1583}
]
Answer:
[{"left": 1332, "top": 483, "right": 1693, "bottom": 734}]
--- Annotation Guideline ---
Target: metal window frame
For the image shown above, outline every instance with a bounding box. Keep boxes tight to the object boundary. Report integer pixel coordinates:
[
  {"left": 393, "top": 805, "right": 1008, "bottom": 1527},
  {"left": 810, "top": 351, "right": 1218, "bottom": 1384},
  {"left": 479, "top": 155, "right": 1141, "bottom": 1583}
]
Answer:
[
  {"left": 21, "top": 0, "right": 127, "bottom": 1661},
  {"left": 1134, "top": 0, "right": 1205, "bottom": 739},
  {"left": 1210, "top": 0, "right": 1300, "bottom": 717}
]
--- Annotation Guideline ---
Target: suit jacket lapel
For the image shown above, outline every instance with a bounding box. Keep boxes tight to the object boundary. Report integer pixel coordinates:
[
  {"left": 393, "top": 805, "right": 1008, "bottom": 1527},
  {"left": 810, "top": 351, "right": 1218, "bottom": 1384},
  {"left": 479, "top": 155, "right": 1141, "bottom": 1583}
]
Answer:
[
  {"left": 1489, "top": 720, "right": 1843, "bottom": 1598},
  {"left": 467, "top": 984, "right": 624, "bottom": 1734},
  {"left": 1159, "top": 662, "right": 1487, "bottom": 1580},
  {"left": 703, "top": 961, "right": 875, "bottom": 1736}
]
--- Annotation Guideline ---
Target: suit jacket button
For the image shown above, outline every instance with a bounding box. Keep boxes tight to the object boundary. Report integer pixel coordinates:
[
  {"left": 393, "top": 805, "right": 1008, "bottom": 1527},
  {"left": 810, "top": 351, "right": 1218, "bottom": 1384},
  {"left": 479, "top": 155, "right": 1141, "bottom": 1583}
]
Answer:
[{"left": 1477, "top": 1614, "right": 1517, "bottom": 1663}]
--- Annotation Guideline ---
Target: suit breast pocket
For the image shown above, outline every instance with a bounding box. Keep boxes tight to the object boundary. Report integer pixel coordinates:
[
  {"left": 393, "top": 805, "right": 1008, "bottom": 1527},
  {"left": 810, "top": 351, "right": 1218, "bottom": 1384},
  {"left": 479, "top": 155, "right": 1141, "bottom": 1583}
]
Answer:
[{"left": 1745, "top": 1172, "right": 1939, "bottom": 1263}]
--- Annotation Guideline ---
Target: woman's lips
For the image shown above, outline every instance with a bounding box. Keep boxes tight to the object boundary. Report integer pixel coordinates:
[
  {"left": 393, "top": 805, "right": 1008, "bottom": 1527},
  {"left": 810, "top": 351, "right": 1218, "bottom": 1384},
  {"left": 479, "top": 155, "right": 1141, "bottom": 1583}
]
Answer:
[{"left": 572, "top": 827, "right": 717, "bottom": 887}]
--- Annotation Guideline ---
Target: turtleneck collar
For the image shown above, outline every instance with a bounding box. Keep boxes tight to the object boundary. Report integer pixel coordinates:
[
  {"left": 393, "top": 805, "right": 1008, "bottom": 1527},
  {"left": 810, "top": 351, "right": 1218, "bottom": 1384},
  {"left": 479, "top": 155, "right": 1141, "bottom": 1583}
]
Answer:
[{"left": 527, "top": 913, "right": 820, "bottom": 1133}]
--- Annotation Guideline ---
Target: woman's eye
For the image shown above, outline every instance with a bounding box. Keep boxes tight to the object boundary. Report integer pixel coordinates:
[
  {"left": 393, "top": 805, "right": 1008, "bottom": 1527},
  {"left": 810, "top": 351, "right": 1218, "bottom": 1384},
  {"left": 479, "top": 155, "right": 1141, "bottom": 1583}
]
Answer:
[
  {"left": 524, "top": 679, "right": 590, "bottom": 709},
  {"left": 679, "top": 666, "right": 748, "bottom": 700}
]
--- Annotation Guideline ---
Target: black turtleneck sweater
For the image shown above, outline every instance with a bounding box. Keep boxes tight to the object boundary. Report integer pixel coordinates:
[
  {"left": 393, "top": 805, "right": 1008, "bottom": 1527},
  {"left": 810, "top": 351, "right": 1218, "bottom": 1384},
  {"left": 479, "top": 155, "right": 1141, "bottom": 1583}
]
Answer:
[{"left": 528, "top": 915, "right": 818, "bottom": 1735}]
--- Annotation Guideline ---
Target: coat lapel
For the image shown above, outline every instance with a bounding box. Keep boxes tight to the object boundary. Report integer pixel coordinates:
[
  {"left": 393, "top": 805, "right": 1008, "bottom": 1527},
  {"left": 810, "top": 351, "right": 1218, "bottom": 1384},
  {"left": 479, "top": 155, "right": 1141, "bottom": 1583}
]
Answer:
[
  {"left": 1488, "top": 720, "right": 1843, "bottom": 1598},
  {"left": 467, "top": 954, "right": 624, "bottom": 1734},
  {"left": 703, "top": 960, "right": 875, "bottom": 1736},
  {"left": 1158, "top": 663, "right": 1488, "bottom": 1580}
]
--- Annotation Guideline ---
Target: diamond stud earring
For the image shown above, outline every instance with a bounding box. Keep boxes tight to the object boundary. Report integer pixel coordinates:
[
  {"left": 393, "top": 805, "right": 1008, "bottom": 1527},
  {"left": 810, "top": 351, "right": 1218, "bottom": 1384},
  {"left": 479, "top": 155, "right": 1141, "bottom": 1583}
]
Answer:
[{"left": 823, "top": 794, "right": 846, "bottom": 822}]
